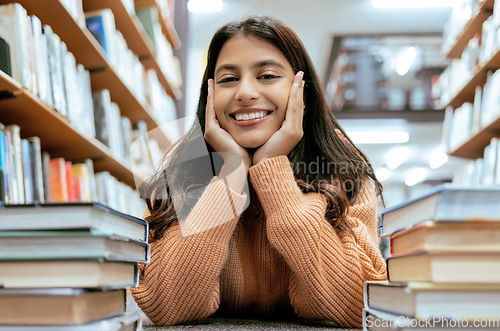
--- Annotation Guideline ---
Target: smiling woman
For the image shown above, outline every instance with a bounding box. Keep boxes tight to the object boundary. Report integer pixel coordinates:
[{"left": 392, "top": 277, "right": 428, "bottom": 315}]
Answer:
[{"left": 132, "top": 15, "right": 387, "bottom": 328}]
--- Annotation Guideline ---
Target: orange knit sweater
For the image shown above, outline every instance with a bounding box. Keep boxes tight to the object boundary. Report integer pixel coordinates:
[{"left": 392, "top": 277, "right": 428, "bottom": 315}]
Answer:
[{"left": 131, "top": 155, "right": 387, "bottom": 327}]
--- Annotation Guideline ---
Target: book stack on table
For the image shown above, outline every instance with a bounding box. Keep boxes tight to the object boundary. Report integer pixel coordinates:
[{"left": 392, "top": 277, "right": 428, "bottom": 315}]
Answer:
[
  {"left": 363, "top": 185, "right": 500, "bottom": 331},
  {"left": 0, "top": 202, "right": 149, "bottom": 330}
]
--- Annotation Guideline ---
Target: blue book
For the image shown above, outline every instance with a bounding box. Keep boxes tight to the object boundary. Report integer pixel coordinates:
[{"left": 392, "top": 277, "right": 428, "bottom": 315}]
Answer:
[
  {"left": 21, "top": 138, "right": 34, "bottom": 204},
  {"left": 380, "top": 184, "right": 500, "bottom": 236},
  {"left": 85, "top": 9, "right": 116, "bottom": 62}
]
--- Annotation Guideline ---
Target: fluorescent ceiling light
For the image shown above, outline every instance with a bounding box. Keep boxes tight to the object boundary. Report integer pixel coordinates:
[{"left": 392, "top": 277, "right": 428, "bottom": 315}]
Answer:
[
  {"left": 188, "top": 0, "right": 223, "bottom": 13},
  {"left": 348, "top": 130, "right": 409, "bottom": 144},
  {"left": 405, "top": 167, "right": 428, "bottom": 186},
  {"left": 429, "top": 151, "right": 448, "bottom": 169},
  {"left": 387, "top": 146, "right": 410, "bottom": 170},
  {"left": 375, "top": 168, "right": 391, "bottom": 182},
  {"left": 372, "top": 0, "right": 459, "bottom": 8},
  {"left": 396, "top": 47, "right": 417, "bottom": 76}
]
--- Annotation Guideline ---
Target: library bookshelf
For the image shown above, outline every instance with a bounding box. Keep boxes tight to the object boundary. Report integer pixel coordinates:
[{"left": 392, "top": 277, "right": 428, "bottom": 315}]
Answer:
[
  {"left": 443, "top": 0, "right": 500, "bottom": 160},
  {"left": 445, "top": 0, "right": 495, "bottom": 59},
  {"left": 0, "top": 0, "right": 180, "bottom": 188}
]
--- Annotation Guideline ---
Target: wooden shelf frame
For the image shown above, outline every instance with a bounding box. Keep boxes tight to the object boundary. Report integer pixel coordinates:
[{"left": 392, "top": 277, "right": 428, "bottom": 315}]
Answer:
[
  {"left": 135, "top": 0, "right": 181, "bottom": 50},
  {"left": 445, "top": 0, "right": 495, "bottom": 59},
  {"left": 83, "top": 0, "right": 180, "bottom": 100},
  {"left": 0, "top": 71, "right": 136, "bottom": 187},
  {"left": 449, "top": 114, "right": 500, "bottom": 159},
  {"left": 445, "top": 47, "right": 500, "bottom": 108}
]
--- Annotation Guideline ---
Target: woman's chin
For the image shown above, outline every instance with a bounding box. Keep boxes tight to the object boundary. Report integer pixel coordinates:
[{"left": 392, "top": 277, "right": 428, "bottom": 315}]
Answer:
[{"left": 238, "top": 140, "right": 266, "bottom": 149}]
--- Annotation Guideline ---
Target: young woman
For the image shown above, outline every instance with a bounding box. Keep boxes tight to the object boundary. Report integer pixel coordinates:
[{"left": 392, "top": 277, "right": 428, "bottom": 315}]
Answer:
[{"left": 132, "top": 16, "right": 387, "bottom": 327}]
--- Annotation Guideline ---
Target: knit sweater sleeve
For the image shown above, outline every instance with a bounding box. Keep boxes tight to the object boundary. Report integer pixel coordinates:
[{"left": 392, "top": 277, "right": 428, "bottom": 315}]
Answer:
[
  {"left": 131, "top": 177, "right": 247, "bottom": 325},
  {"left": 249, "top": 156, "right": 387, "bottom": 327}
]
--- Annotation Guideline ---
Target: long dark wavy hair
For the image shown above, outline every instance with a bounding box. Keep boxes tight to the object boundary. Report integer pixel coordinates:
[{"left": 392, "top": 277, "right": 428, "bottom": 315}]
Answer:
[{"left": 144, "top": 16, "right": 383, "bottom": 241}]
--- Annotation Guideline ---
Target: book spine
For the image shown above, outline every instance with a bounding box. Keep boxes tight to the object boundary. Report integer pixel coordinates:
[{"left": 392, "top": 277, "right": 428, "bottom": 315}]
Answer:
[
  {"left": 41, "top": 151, "right": 51, "bottom": 202},
  {"left": 48, "top": 157, "right": 68, "bottom": 202},
  {"left": 4, "top": 125, "right": 24, "bottom": 204},
  {"left": 27, "top": 137, "right": 45, "bottom": 203},
  {"left": 21, "top": 138, "right": 34, "bottom": 204}
]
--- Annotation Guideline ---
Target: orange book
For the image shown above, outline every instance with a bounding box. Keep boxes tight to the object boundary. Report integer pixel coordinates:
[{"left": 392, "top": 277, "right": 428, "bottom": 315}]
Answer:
[
  {"left": 65, "top": 161, "right": 79, "bottom": 202},
  {"left": 48, "top": 158, "right": 68, "bottom": 202},
  {"left": 71, "top": 163, "right": 91, "bottom": 202}
]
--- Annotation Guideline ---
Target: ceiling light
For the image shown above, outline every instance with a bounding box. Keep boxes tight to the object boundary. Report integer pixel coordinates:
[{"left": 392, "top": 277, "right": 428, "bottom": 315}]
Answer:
[
  {"left": 387, "top": 146, "right": 410, "bottom": 169},
  {"left": 348, "top": 130, "right": 409, "bottom": 144},
  {"left": 396, "top": 46, "right": 417, "bottom": 76},
  {"left": 188, "top": 0, "right": 223, "bottom": 13},
  {"left": 429, "top": 151, "right": 448, "bottom": 169},
  {"left": 405, "top": 167, "right": 428, "bottom": 186},
  {"left": 372, "top": 0, "right": 460, "bottom": 8},
  {"left": 375, "top": 168, "right": 391, "bottom": 182}
]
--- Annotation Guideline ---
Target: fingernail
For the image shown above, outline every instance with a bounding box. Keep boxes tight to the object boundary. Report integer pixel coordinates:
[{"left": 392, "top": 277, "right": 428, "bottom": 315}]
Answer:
[{"left": 301, "top": 80, "right": 305, "bottom": 87}]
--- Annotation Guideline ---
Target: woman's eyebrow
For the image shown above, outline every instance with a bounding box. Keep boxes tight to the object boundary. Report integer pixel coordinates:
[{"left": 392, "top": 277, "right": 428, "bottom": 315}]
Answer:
[{"left": 253, "top": 59, "right": 285, "bottom": 69}]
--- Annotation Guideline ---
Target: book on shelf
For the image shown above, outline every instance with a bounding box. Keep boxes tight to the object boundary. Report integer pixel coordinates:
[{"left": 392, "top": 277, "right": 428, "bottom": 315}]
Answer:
[
  {"left": 380, "top": 185, "right": 500, "bottom": 236},
  {"left": 4, "top": 124, "right": 25, "bottom": 204},
  {"left": 0, "top": 37, "right": 11, "bottom": 76},
  {"left": 389, "top": 220, "right": 500, "bottom": 257},
  {"left": 364, "top": 281, "right": 500, "bottom": 320},
  {"left": 28, "top": 136, "right": 45, "bottom": 203},
  {"left": 85, "top": 9, "right": 117, "bottom": 65},
  {"left": 44, "top": 24, "right": 68, "bottom": 116},
  {"left": 0, "top": 3, "right": 31, "bottom": 91},
  {"left": 0, "top": 230, "right": 150, "bottom": 263},
  {"left": 0, "top": 288, "right": 125, "bottom": 325},
  {"left": 48, "top": 157, "right": 69, "bottom": 202},
  {"left": 21, "top": 138, "right": 35, "bottom": 204},
  {"left": 0, "top": 259, "right": 137, "bottom": 288},
  {"left": 387, "top": 251, "right": 500, "bottom": 283},
  {"left": 0, "top": 202, "right": 148, "bottom": 243},
  {"left": 0, "top": 124, "right": 11, "bottom": 203}
]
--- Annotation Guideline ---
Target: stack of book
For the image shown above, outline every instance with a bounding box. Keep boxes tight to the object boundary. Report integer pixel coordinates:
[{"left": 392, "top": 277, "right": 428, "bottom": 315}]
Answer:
[
  {"left": 0, "top": 202, "right": 149, "bottom": 330},
  {"left": 363, "top": 185, "right": 500, "bottom": 331}
]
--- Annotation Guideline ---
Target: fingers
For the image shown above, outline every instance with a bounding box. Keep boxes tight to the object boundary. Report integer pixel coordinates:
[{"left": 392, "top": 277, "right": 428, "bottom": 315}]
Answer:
[
  {"left": 206, "top": 79, "right": 216, "bottom": 122},
  {"left": 283, "top": 71, "right": 305, "bottom": 133}
]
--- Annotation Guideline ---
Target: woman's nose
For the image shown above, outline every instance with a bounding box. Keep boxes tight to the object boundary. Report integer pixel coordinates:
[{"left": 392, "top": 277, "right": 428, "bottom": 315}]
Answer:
[{"left": 235, "top": 77, "right": 259, "bottom": 102}]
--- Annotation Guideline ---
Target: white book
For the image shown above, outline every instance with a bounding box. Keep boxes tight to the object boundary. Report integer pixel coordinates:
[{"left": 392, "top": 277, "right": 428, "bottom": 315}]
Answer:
[
  {"left": 39, "top": 31, "right": 54, "bottom": 107},
  {"left": 76, "top": 64, "right": 96, "bottom": 138},
  {"left": 63, "top": 51, "right": 81, "bottom": 129},
  {"left": 85, "top": 9, "right": 117, "bottom": 67},
  {"left": 84, "top": 158, "right": 98, "bottom": 202},
  {"left": 0, "top": 3, "right": 30, "bottom": 89},
  {"left": 27, "top": 136, "right": 45, "bottom": 203},
  {"left": 109, "top": 102, "right": 125, "bottom": 159},
  {"left": 30, "top": 16, "right": 50, "bottom": 104},
  {"left": 44, "top": 25, "right": 67, "bottom": 115},
  {"left": 4, "top": 125, "right": 25, "bottom": 204}
]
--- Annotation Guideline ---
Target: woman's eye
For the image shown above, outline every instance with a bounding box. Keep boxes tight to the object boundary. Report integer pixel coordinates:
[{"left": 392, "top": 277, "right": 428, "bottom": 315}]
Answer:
[
  {"left": 216, "top": 77, "right": 238, "bottom": 84},
  {"left": 258, "top": 74, "right": 280, "bottom": 80}
]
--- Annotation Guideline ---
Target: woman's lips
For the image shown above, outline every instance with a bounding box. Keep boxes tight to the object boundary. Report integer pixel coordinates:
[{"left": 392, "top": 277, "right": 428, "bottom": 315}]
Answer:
[{"left": 230, "top": 112, "right": 271, "bottom": 127}]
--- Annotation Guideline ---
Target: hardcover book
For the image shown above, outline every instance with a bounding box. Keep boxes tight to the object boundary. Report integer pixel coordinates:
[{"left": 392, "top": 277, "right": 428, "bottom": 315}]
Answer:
[
  {"left": 0, "top": 288, "right": 125, "bottom": 325},
  {"left": 0, "top": 202, "right": 148, "bottom": 242},
  {"left": 380, "top": 185, "right": 500, "bottom": 236},
  {"left": 0, "top": 230, "right": 149, "bottom": 263},
  {"left": 364, "top": 281, "right": 500, "bottom": 320},
  {"left": 387, "top": 251, "right": 500, "bottom": 283}
]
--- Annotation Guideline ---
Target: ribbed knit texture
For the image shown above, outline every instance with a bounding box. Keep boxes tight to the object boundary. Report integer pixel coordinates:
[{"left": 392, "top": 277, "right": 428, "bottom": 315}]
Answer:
[{"left": 131, "top": 156, "right": 387, "bottom": 327}]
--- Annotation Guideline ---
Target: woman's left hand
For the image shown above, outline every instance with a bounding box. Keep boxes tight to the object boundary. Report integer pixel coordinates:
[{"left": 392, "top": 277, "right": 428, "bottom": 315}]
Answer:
[{"left": 253, "top": 71, "right": 305, "bottom": 165}]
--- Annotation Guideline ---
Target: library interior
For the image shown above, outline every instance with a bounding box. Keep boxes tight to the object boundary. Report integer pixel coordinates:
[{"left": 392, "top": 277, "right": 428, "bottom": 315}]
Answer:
[{"left": 0, "top": 0, "right": 500, "bottom": 330}]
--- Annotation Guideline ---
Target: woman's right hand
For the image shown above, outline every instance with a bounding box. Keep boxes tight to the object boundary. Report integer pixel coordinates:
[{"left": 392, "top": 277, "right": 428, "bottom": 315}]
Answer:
[{"left": 204, "top": 79, "right": 251, "bottom": 188}]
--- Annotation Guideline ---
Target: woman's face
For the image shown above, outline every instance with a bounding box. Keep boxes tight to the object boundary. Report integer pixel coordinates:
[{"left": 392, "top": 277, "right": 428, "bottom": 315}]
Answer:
[{"left": 213, "top": 35, "right": 295, "bottom": 149}]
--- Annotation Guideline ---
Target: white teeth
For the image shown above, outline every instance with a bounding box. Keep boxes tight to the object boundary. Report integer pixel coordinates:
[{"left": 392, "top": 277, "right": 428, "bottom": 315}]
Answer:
[{"left": 234, "top": 111, "right": 268, "bottom": 121}]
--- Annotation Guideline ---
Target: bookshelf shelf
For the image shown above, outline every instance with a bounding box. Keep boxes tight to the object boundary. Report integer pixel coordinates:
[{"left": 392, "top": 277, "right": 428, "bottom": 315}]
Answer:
[
  {"left": 449, "top": 114, "right": 500, "bottom": 159},
  {"left": 0, "top": 0, "right": 169, "bottom": 133},
  {"left": 134, "top": 0, "right": 181, "bottom": 50},
  {"left": 82, "top": 0, "right": 180, "bottom": 100},
  {"left": 445, "top": 47, "right": 500, "bottom": 108},
  {"left": 0, "top": 71, "right": 136, "bottom": 187},
  {"left": 445, "top": 0, "right": 495, "bottom": 59}
]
